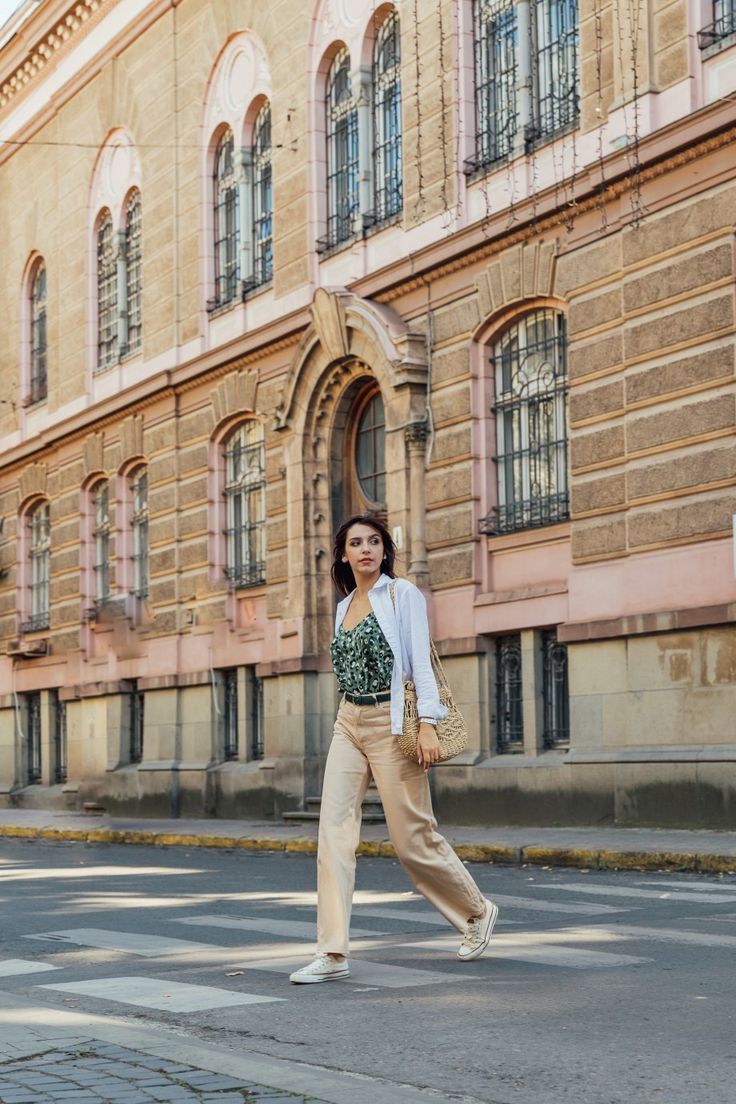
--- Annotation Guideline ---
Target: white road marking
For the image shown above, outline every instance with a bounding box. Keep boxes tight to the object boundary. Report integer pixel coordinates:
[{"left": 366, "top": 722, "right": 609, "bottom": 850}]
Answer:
[
  {"left": 0, "top": 865, "right": 204, "bottom": 882},
  {"left": 532, "top": 883, "right": 736, "bottom": 904},
  {"left": 579, "top": 924, "right": 736, "bottom": 949},
  {"left": 0, "top": 959, "right": 62, "bottom": 977},
  {"left": 490, "top": 893, "right": 631, "bottom": 916},
  {"left": 351, "top": 907, "right": 452, "bottom": 926},
  {"left": 405, "top": 932, "right": 649, "bottom": 969},
  {"left": 173, "top": 914, "right": 382, "bottom": 939},
  {"left": 37, "top": 976, "right": 284, "bottom": 1013},
  {"left": 639, "top": 879, "right": 736, "bottom": 892},
  {"left": 24, "top": 929, "right": 217, "bottom": 957},
  {"left": 241, "top": 956, "right": 481, "bottom": 988}
]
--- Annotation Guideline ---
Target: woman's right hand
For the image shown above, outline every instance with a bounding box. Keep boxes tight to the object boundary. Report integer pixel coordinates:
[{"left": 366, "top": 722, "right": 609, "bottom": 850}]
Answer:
[{"left": 417, "top": 723, "right": 440, "bottom": 771}]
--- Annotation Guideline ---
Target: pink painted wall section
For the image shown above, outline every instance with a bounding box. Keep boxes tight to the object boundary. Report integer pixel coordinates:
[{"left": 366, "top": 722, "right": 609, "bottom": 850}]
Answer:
[{"left": 567, "top": 538, "right": 736, "bottom": 625}]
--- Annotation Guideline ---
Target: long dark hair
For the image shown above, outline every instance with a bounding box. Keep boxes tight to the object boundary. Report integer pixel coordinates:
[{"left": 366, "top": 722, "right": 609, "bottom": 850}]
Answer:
[{"left": 331, "top": 514, "right": 397, "bottom": 596}]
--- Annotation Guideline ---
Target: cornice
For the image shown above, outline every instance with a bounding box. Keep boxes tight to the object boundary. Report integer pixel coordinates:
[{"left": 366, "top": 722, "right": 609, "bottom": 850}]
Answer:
[{"left": 0, "top": 0, "right": 110, "bottom": 112}]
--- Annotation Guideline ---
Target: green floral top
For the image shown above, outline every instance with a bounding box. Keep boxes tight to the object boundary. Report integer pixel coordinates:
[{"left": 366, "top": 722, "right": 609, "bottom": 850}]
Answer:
[{"left": 330, "top": 611, "right": 394, "bottom": 695}]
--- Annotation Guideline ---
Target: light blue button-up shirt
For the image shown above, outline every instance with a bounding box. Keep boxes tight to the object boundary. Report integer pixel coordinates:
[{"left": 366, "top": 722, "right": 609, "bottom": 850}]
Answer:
[{"left": 334, "top": 573, "right": 448, "bottom": 736}]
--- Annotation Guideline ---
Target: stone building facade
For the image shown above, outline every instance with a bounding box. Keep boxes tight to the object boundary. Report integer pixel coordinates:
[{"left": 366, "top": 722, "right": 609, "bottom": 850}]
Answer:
[{"left": 0, "top": 0, "right": 734, "bottom": 826}]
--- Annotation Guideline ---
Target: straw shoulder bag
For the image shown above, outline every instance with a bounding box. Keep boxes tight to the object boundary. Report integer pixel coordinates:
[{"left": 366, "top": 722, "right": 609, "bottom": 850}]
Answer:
[{"left": 389, "top": 581, "right": 468, "bottom": 763}]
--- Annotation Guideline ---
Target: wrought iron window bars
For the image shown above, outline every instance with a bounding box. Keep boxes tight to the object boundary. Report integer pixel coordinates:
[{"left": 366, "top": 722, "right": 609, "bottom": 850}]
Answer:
[
  {"left": 224, "top": 423, "right": 266, "bottom": 589},
  {"left": 30, "top": 263, "right": 47, "bottom": 404}
]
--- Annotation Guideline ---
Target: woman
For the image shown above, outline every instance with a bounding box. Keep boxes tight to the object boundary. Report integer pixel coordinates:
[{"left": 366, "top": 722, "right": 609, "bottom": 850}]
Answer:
[{"left": 290, "top": 514, "right": 498, "bottom": 984}]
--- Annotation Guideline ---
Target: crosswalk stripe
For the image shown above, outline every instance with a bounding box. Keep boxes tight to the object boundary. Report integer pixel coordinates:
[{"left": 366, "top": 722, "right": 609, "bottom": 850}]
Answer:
[
  {"left": 173, "top": 914, "right": 383, "bottom": 939},
  {"left": 404, "top": 933, "right": 649, "bottom": 969},
  {"left": 25, "top": 929, "right": 217, "bottom": 957},
  {"left": 37, "top": 976, "right": 285, "bottom": 1012},
  {"left": 489, "top": 893, "right": 631, "bottom": 916},
  {"left": 578, "top": 924, "right": 736, "bottom": 949},
  {"left": 639, "top": 879, "right": 736, "bottom": 892},
  {"left": 238, "top": 956, "right": 481, "bottom": 988},
  {"left": 0, "top": 959, "right": 62, "bottom": 977},
  {"left": 533, "top": 883, "right": 736, "bottom": 904}
]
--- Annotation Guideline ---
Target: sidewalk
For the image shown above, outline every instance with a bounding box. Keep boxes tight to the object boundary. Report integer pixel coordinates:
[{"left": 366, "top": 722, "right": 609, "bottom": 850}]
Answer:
[{"left": 1, "top": 807, "right": 734, "bottom": 873}]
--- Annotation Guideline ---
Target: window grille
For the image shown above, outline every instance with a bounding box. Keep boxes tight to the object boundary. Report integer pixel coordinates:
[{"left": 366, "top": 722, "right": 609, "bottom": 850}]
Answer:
[
  {"left": 224, "top": 421, "right": 266, "bottom": 589},
  {"left": 97, "top": 211, "right": 118, "bottom": 371},
  {"left": 469, "top": 0, "right": 578, "bottom": 172},
  {"left": 213, "top": 129, "right": 241, "bottom": 306},
  {"left": 131, "top": 467, "right": 148, "bottom": 599},
  {"left": 355, "top": 392, "right": 386, "bottom": 506},
  {"left": 30, "top": 263, "right": 48, "bottom": 404},
  {"left": 541, "top": 629, "right": 569, "bottom": 749},
  {"left": 124, "top": 192, "right": 142, "bottom": 355},
  {"left": 248, "top": 666, "right": 265, "bottom": 761},
  {"left": 53, "top": 690, "right": 68, "bottom": 784},
  {"left": 471, "top": 0, "right": 518, "bottom": 170},
  {"left": 26, "top": 692, "right": 42, "bottom": 784},
  {"left": 93, "top": 481, "right": 111, "bottom": 603},
  {"left": 24, "top": 501, "right": 50, "bottom": 633},
  {"left": 496, "top": 634, "right": 523, "bottom": 753},
  {"left": 250, "top": 103, "right": 273, "bottom": 291},
  {"left": 480, "top": 309, "right": 569, "bottom": 535},
  {"left": 531, "top": 0, "right": 579, "bottom": 143},
  {"left": 698, "top": 1, "right": 736, "bottom": 47},
  {"left": 320, "top": 48, "right": 359, "bottom": 251},
  {"left": 222, "top": 668, "right": 239, "bottom": 761},
  {"left": 369, "top": 11, "right": 403, "bottom": 227},
  {"left": 129, "top": 681, "right": 144, "bottom": 764}
]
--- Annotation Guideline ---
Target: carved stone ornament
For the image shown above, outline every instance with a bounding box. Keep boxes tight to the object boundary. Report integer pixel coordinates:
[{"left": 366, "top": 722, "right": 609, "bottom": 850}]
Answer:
[
  {"left": 19, "top": 461, "right": 47, "bottom": 503},
  {"left": 476, "top": 237, "right": 558, "bottom": 320},
  {"left": 212, "top": 369, "right": 258, "bottom": 424},
  {"left": 311, "top": 287, "right": 349, "bottom": 363},
  {"left": 120, "top": 414, "right": 144, "bottom": 463},
  {"left": 83, "top": 432, "right": 105, "bottom": 478}
]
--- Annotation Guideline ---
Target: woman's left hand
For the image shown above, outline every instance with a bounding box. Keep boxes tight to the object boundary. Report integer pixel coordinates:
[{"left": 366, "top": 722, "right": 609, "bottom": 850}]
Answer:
[{"left": 417, "top": 723, "right": 440, "bottom": 771}]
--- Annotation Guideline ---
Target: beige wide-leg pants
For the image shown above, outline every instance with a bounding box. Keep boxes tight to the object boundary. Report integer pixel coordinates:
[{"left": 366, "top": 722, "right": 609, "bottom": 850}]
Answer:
[{"left": 317, "top": 699, "right": 486, "bottom": 956}]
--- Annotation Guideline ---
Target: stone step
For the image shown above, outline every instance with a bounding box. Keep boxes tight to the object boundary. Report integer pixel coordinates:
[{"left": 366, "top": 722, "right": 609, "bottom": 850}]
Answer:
[
  {"left": 282, "top": 810, "right": 387, "bottom": 823},
  {"left": 284, "top": 792, "right": 386, "bottom": 824}
]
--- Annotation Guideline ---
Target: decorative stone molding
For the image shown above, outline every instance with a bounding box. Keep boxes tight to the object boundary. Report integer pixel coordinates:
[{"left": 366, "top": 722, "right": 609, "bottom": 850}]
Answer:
[
  {"left": 475, "top": 238, "right": 558, "bottom": 320},
  {"left": 275, "top": 290, "right": 427, "bottom": 430},
  {"left": 211, "top": 369, "right": 258, "bottom": 425},
  {"left": 19, "top": 461, "right": 47, "bottom": 503},
  {"left": 0, "top": 0, "right": 108, "bottom": 112},
  {"left": 404, "top": 421, "right": 430, "bottom": 451},
  {"left": 83, "top": 431, "right": 105, "bottom": 477},
  {"left": 120, "top": 414, "right": 144, "bottom": 463}
]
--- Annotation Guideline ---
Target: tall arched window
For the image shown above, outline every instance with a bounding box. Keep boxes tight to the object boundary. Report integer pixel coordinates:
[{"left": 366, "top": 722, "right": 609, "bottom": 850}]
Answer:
[
  {"left": 372, "top": 11, "right": 403, "bottom": 224},
  {"left": 29, "top": 262, "right": 48, "bottom": 404},
  {"left": 124, "top": 191, "right": 142, "bottom": 355},
  {"left": 25, "top": 500, "right": 50, "bottom": 632},
  {"left": 213, "top": 128, "right": 240, "bottom": 306},
  {"left": 224, "top": 421, "right": 266, "bottom": 588},
  {"left": 130, "top": 466, "right": 148, "bottom": 599},
  {"left": 97, "top": 211, "right": 118, "bottom": 371},
  {"left": 483, "top": 309, "right": 569, "bottom": 534},
  {"left": 92, "top": 480, "right": 112, "bottom": 603},
  {"left": 251, "top": 103, "right": 273, "bottom": 289},
  {"left": 323, "top": 48, "right": 359, "bottom": 250}
]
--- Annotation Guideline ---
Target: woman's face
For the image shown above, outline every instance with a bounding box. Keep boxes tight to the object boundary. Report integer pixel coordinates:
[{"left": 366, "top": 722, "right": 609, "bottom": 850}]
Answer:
[{"left": 342, "top": 523, "right": 384, "bottom": 584}]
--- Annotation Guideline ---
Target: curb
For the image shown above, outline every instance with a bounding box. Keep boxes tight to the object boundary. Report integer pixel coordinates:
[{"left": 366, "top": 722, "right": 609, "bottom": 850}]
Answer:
[{"left": 1, "top": 823, "right": 734, "bottom": 874}]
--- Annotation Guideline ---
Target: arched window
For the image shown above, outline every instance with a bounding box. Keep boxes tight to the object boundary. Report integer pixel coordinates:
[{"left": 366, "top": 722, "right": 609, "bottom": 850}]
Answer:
[
  {"left": 484, "top": 309, "right": 569, "bottom": 534},
  {"left": 124, "top": 191, "right": 142, "bottom": 355},
  {"left": 92, "top": 480, "right": 112, "bottom": 603},
  {"left": 97, "top": 211, "right": 118, "bottom": 371},
  {"left": 213, "top": 128, "right": 240, "bottom": 306},
  {"left": 323, "top": 48, "right": 359, "bottom": 250},
  {"left": 29, "top": 262, "right": 48, "bottom": 404},
  {"left": 251, "top": 103, "right": 273, "bottom": 289},
  {"left": 130, "top": 466, "right": 148, "bottom": 598},
  {"left": 24, "top": 500, "right": 50, "bottom": 632},
  {"left": 345, "top": 388, "right": 387, "bottom": 516},
  {"left": 372, "top": 11, "right": 402, "bottom": 224},
  {"left": 223, "top": 421, "right": 266, "bottom": 588}
]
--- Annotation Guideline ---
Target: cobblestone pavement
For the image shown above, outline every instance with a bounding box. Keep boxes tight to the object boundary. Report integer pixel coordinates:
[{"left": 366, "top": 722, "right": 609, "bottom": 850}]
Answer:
[{"left": 0, "top": 1042, "right": 323, "bottom": 1103}]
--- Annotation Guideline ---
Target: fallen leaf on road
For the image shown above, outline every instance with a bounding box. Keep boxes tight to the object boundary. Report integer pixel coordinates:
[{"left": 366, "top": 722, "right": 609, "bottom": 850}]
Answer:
[{"left": 226, "top": 970, "right": 245, "bottom": 976}]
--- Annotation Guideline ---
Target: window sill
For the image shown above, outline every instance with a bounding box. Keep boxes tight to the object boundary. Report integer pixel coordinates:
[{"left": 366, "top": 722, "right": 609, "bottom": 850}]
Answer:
[
  {"left": 698, "top": 27, "right": 736, "bottom": 58},
  {"left": 483, "top": 519, "right": 571, "bottom": 553},
  {"left": 316, "top": 233, "right": 358, "bottom": 259}
]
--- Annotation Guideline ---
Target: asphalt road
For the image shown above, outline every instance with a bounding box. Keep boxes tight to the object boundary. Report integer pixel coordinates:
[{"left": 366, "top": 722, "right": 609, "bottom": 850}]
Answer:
[{"left": 1, "top": 838, "right": 735, "bottom": 1104}]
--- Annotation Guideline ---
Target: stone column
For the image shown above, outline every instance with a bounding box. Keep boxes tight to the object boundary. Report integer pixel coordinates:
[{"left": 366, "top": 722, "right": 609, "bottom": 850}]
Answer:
[
  {"left": 352, "top": 64, "right": 373, "bottom": 228},
  {"left": 404, "top": 422, "right": 430, "bottom": 585}
]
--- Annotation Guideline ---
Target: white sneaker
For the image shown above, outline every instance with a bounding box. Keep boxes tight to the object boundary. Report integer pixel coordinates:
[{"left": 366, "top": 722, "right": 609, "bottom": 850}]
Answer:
[
  {"left": 457, "top": 900, "right": 498, "bottom": 961},
  {"left": 289, "top": 953, "right": 350, "bottom": 984}
]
